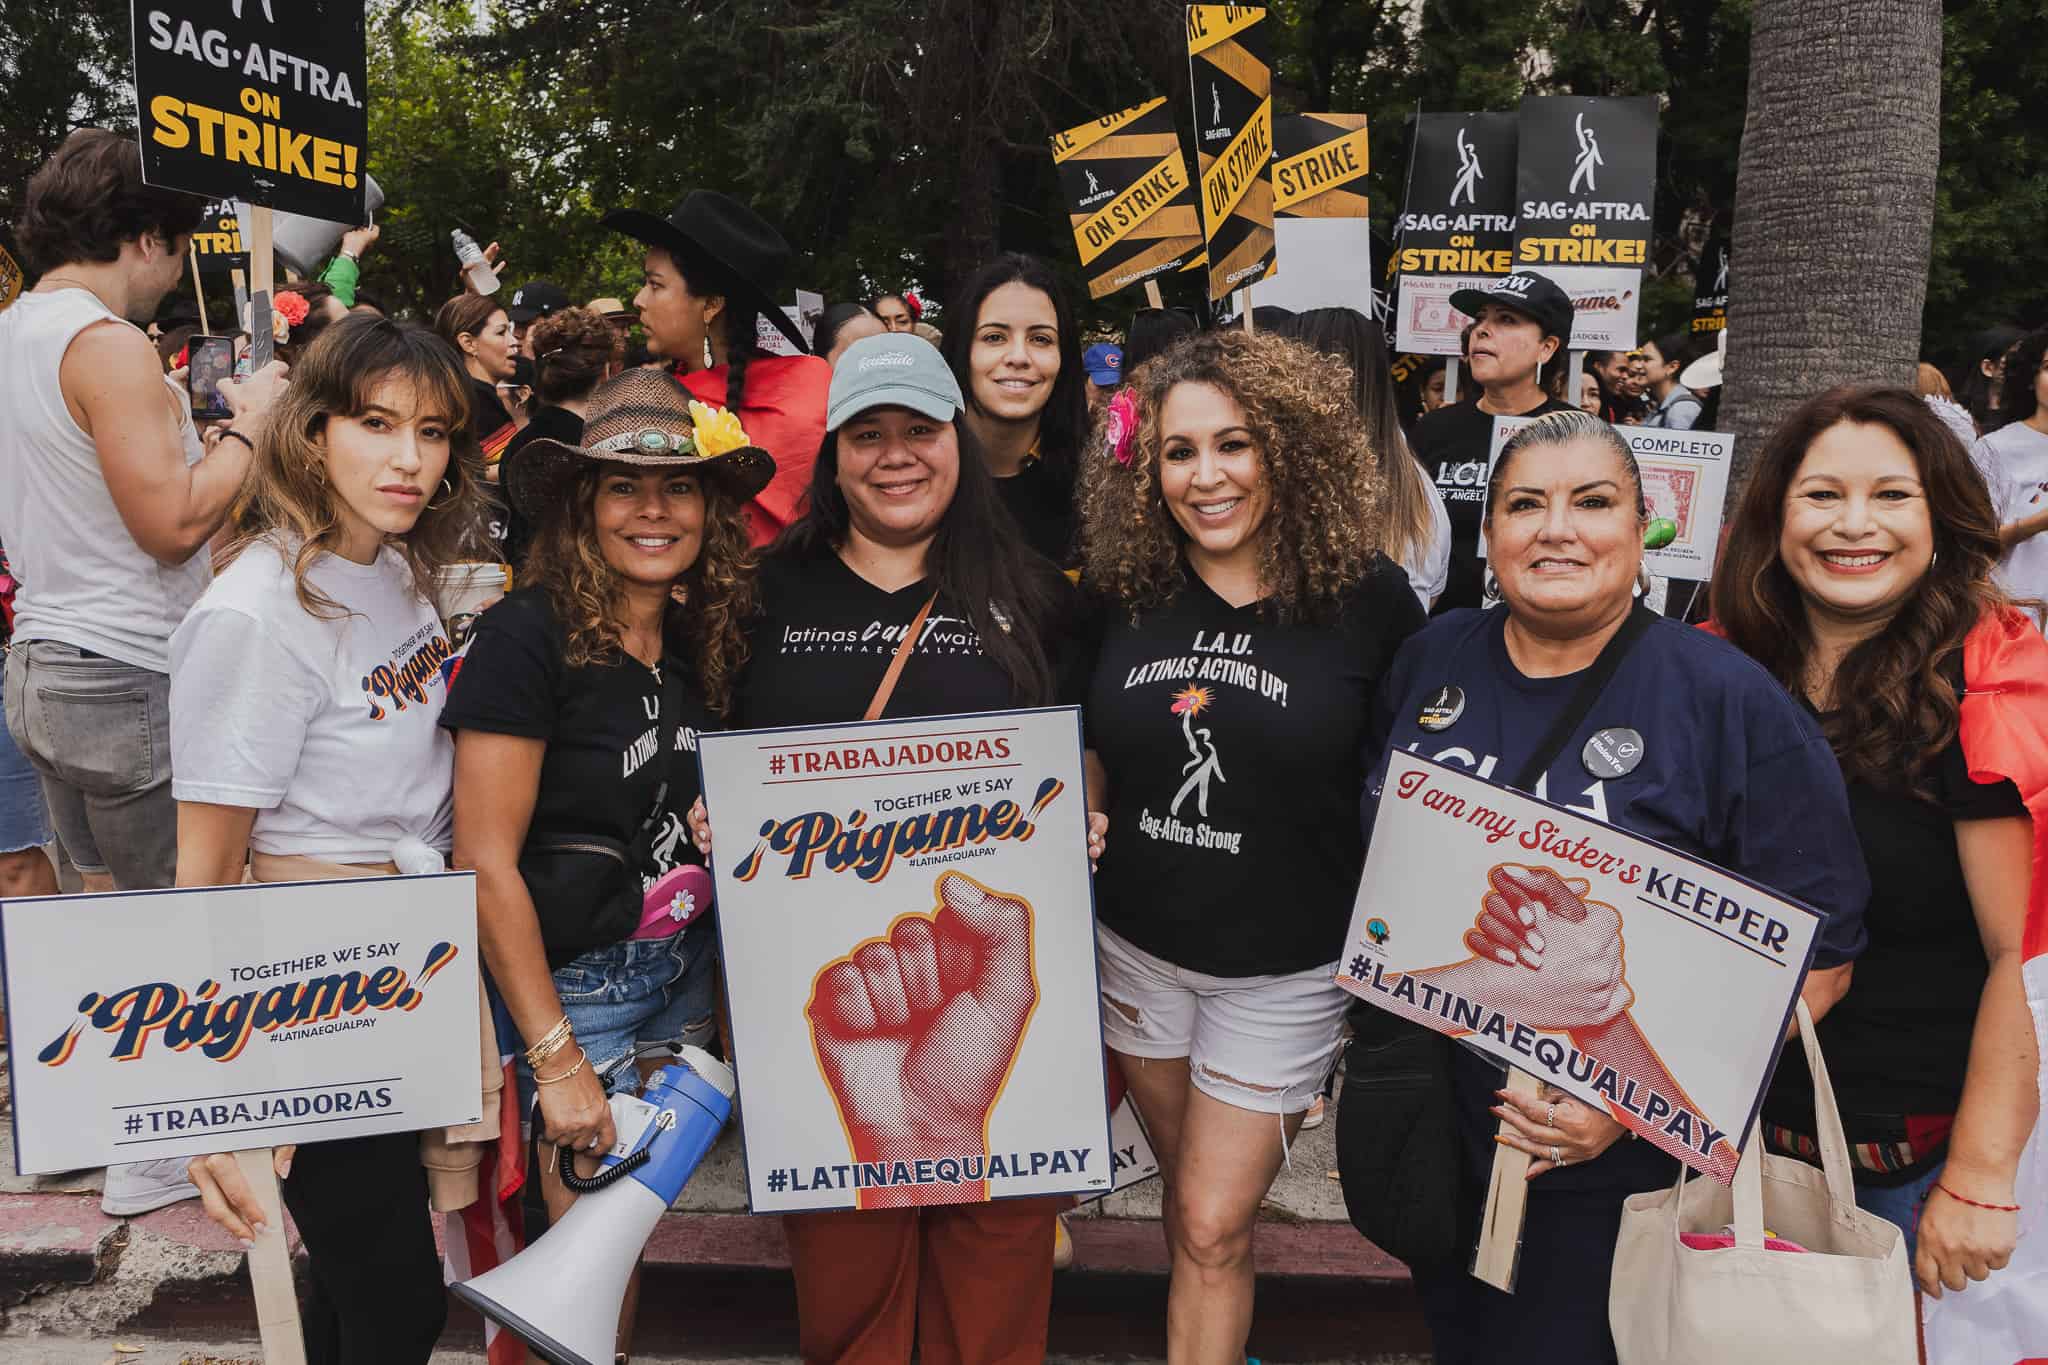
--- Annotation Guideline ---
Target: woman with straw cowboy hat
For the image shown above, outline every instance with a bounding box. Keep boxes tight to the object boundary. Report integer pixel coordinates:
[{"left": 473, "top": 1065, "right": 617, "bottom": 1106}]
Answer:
[
  {"left": 443, "top": 366, "right": 770, "bottom": 1362},
  {"left": 604, "top": 190, "right": 829, "bottom": 547}
]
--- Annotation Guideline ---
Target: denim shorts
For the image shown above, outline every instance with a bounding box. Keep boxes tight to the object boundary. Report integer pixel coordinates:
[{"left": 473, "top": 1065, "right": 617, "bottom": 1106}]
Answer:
[
  {"left": 0, "top": 668, "right": 52, "bottom": 854},
  {"left": 514, "top": 918, "right": 720, "bottom": 1117}
]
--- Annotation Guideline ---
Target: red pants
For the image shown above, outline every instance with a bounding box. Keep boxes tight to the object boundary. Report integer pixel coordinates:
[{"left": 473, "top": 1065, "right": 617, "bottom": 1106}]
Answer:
[{"left": 783, "top": 1197, "right": 1060, "bottom": 1365}]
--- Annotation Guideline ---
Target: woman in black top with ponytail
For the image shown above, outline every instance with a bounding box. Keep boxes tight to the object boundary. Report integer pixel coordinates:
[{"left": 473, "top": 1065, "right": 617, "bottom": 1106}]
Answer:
[{"left": 604, "top": 191, "right": 830, "bottom": 546}]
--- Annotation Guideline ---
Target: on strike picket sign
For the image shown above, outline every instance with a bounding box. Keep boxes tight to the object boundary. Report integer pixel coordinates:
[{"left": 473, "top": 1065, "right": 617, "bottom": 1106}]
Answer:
[
  {"left": 1051, "top": 97, "right": 1204, "bottom": 301},
  {"left": 1391, "top": 111, "right": 1519, "bottom": 356},
  {"left": 192, "top": 199, "right": 250, "bottom": 274},
  {"left": 1694, "top": 229, "right": 1730, "bottom": 336},
  {"left": 1185, "top": 5, "right": 1275, "bottom": 300},
  {"left": 131, "top": 0, "right": 368, "bottom": 222},
  {"left": 1248, "top": 113, "right": 1372, "bottom": 315},
  {"left": 1340, "top": 754, "right": 1822, "bottom": 1181},
  {"left": 4, "top": 875, "right": 481, "bottom": 1175},
  {"left": 1513, "top": 95, "right": 1656, "bottom": 350},
  {"left": 698, "top": 708, "right": 1111, "bottom": 1213}
]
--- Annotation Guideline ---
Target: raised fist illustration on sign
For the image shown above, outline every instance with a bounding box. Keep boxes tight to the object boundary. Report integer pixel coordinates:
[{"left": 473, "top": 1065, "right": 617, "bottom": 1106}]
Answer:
[{"left": 806, "top": 871, "right": 1039, "bottom": 1208}]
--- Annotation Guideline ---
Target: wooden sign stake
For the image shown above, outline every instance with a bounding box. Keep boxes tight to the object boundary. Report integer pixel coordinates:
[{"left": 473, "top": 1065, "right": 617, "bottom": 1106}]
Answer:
[
  {"left": 1238, "top": 287, "right": 1254, "bottom": 333},
  {"left": 1471, "top": 1066, "right": 1541, "bottom": 1291},
  {"left": 232, "top": 1147, "right": 306, "bottom": 1364},
  {"left": 248, "top": 206, "right": 275, "bottom": 368},
  {"left": 187, "top": 243, "right": 209, "bottom": 336},
  {"left": 230, "top": 267, "right": 249, "bottom": 333},
  {"left": 1144, "top": 279, "right": 1164, "bottom": 309},
  {"left": 1568, "top": 349, "right": 1586, "bottom": 407},
  {"left": 1445, "top": 356, "right": 1461, "bottom": 406}
]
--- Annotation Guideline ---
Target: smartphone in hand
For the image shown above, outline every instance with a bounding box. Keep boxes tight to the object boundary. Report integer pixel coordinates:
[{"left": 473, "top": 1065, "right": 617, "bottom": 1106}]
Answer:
[{"left": 187, "top": 334, "right": 237, "bottom": 420}]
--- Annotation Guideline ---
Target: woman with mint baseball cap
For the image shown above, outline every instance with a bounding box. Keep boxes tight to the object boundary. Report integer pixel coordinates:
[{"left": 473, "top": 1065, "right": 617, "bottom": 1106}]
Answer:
[{"left": 684, "top": 331, "right": 1108, "bottom": 1362}]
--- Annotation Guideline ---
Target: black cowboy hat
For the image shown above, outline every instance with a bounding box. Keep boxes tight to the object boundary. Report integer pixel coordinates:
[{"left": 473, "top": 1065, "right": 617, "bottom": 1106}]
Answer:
[{"left": 601, "top": 190, "right": 810, "bottom": 355}]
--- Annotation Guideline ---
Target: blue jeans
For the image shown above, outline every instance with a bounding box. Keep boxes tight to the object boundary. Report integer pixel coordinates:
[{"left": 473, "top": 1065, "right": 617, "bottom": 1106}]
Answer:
[
  {"left": 1857, "top": 1161, "right": 1943, "bottom": 1266},
  {"left": 0, "top": 668, "right": 52, "bottom": 855},
  {"left": 3, "top": 640, "right": 174, "bottom": 887},
  {"left": 514, "top": 920, "right": 719, "bottom": 1117}
]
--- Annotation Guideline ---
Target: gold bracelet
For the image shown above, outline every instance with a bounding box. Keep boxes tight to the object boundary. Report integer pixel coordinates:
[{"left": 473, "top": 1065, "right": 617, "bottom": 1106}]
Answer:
[
  {"left": 524, "top": 1015, "right": 573, "bottom": 1068},
  {"left": 533, "top": 1047, "right": 588, "bottom": 1086}
]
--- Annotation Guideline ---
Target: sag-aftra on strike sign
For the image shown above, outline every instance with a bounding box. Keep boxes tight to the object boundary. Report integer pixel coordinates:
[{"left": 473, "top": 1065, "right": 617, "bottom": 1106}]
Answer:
[{"left": 131, "top": 0, "right": 368, "bottom": 221}]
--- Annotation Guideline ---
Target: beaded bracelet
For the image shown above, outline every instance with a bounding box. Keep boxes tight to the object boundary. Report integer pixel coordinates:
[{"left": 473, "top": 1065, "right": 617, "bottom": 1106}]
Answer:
[{"left": 1935, "top": 1183, "right": 2021, "bottom": 1213}]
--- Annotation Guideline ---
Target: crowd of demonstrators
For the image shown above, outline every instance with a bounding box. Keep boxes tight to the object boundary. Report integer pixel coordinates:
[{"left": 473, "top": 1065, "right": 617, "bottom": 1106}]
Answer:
[
  {"left": 940, "top": 253, "right": 1092, "bottom": 567},
  {"left": 1078, "top": 328, "right": 1425, "bottom": 1362},
  {"left": 1952, "top": 324, "right": 2027, "bottom": 432},
  {"left": 178, "top": 315, "right": 485, "bottom": 1363},
  {"left": 1409, "top": 273, "right": 1578, "bottom": 613},
  {"left": 9, "top": 122, "right": 2048, "bottom": 1365}
]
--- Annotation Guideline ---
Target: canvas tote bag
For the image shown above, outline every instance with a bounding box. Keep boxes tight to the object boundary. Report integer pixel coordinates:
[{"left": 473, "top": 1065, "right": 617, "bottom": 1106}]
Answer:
[{"left": 1609, "top": 998, "right": 1917, "bottom": 1364}]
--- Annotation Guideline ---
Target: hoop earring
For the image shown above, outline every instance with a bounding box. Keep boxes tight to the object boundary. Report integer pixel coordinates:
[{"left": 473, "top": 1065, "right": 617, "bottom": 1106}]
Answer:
[
  {"left": 426, "top": 477, "right": 455, "bottom": 510},
  {"left": 1483, "top": 570, "right": 1502, "bottom": 601},
  {"left": 702, "top": 333, "right": 715, "bottom": 371}
]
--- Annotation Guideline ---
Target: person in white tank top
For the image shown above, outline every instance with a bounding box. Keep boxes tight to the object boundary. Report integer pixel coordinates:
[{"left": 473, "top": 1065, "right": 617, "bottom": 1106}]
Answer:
[{"left": 0, "top": 128, "right": 290, "bottom": 1222}]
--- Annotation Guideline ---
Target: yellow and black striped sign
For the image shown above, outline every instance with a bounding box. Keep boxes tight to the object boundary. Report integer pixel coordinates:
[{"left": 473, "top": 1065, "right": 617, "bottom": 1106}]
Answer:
[
  {"left": 1272, "top": 113, "right": 1368, "bottom": 219},
  {"left": 1186, "top": 5, "right": 1273, "bottom": 300},
  {"left": 0, "top": 241, "right": 21, "bottom": 314},
  {"left": 1052, "top": 97, "right": 1204, "bottom": 301}
]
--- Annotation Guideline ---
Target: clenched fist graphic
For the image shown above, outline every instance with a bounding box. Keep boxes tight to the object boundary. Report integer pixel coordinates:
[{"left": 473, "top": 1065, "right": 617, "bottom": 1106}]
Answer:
[{"left": 805, "top": 872, "right": 1039, "bottom": 1207}]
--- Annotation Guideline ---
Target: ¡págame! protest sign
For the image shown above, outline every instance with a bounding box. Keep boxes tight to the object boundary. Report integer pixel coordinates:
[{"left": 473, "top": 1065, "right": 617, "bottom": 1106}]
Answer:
[
  {"left": 1051, "top": 97, "right": 1204, "bottom": 301},
  {"left": 131, "top": 0, "right": 368, "bottom": 222},
  {"left": 1341, "top": 754, "right": 1822, "bottom": 1181},
  {"left": 698, "top": 708, "right": 1111, "bottom": 1213},
  {"left": 3, "top": 875, "right": 481, "bottom": 1175},
  {"left": 1186, "top": 5, "right": 1274, "bottom": 300}
]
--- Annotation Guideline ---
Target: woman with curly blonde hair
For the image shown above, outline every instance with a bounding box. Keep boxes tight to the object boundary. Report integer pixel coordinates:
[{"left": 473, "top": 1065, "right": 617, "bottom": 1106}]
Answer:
[
  {"left": 1078, "top": 327, "right": 1425, "bottom": 1362},
  {"left": 441, "top": 367, "right": 769, "bottom": 1362}
]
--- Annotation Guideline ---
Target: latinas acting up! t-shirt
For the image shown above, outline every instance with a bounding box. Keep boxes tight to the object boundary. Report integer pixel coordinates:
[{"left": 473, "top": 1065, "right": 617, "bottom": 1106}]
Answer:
[
  {"left": 1411, "top": 396, "right": 1575, "bottom": 614},
  {"left": 733, "top": 541, "right": 1088, "bottom": 729},
  {"left": 169, "top": 538, "right": 455, "bottom": 863},
  {"left": 1088, "top": 557, "right": 1425, "bottom": 978},
  {"left": 439, "top": 587, "right": 711, "bottom": 955},
  {"left": 1363, "top": 607, "right": 1870, "bottom": 1194}
]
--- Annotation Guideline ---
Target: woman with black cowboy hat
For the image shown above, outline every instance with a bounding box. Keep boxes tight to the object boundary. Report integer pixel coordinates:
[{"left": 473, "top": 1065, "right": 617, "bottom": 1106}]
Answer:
[
  {"left": 442, "top": 367, "right": 770, "bottom": 1362},
  {"left": 603, "top": 190, "right": 829, "bottom": 548}
]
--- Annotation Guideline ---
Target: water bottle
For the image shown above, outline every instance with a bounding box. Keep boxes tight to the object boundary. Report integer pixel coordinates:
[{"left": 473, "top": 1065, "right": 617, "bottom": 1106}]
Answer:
[{"left": 451, "top": 228, "right": 499, "bottom": 295}]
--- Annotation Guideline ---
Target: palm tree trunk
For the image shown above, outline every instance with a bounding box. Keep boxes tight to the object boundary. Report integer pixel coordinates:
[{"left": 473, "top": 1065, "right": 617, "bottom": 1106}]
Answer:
[{"left": 1720, "top": 0, "right": 1942, "bottom": 494}]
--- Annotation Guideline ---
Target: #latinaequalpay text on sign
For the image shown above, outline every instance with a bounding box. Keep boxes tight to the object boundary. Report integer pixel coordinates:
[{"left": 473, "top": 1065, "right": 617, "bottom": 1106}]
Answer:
[
  {"left": 699, "top": 708, "right": 1111, "bottom": 1214},
  {"left": 3, "top": 874, "right": 480, "bottom": 1174},
  {"left": 1341, "top": 753, "right": 1823, "bottom": 1181}
]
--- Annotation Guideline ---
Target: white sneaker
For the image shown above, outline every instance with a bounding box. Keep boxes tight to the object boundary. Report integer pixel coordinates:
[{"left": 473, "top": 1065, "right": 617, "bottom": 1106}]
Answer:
[{"left": 100, "top": 1158, "right": 202, "bottom": 1216}]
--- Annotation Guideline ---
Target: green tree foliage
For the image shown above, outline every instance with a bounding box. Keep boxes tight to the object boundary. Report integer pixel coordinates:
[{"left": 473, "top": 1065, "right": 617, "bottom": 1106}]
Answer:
[{"left": 0, "top": 0, "right": 134, "bottom": 249}]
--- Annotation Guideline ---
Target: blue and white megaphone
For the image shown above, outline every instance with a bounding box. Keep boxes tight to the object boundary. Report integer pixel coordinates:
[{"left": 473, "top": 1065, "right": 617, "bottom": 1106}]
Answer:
[{"left": 451, "top": 1046, "right": 735, "bottom": 1365}]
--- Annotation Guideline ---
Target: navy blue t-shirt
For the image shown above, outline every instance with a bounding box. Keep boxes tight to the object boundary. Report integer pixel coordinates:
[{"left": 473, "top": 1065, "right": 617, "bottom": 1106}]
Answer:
[{"left": 1362, "top": 607, "right": 1870, "bottom": 1193}]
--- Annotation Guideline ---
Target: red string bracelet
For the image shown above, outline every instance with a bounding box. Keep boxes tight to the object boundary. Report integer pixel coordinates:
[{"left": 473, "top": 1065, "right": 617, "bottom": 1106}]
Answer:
[{"left": 1935, "top": 1183, "right": 2020, "bottom": 1213}]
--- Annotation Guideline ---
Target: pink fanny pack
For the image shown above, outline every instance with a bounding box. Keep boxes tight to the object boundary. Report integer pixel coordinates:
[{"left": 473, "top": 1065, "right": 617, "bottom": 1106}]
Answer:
[{"left": 634, "top": 863, "right": 714, "bottom": 940}]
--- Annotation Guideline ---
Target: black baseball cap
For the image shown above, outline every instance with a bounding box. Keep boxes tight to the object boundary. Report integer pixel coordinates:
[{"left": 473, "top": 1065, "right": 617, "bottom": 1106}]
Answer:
[
  {"left": 1450, "top": 272, "right": 1575, "bottom": 342},
  {"left": 506, "top": 280, "right": 571, "bottom": 324}
]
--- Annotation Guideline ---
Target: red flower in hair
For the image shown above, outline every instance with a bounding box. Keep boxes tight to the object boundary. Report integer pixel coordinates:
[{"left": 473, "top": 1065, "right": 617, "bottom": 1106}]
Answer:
[
  {"left": 1104, "top": 388, "right": 1139, "bottom": 466},
  {"left": 273, "top": 291, "right": 310, "bottom": 327},
  {"left": 903, "top": 290, "right": 924, "bottom": 320}
]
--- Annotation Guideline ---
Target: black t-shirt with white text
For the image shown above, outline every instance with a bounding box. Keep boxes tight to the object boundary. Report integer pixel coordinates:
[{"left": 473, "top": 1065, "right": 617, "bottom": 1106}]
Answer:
[
  {"left": 734, "top": 541, "right": 1088, "bottom": 729},
  {"left": 1088, "top": 557, "right": 1425, "bottom": 977},
  {"left": 995, "top": 457, "right": 1079, "bottom": 570},
  {"left": 1411, "top": 396, "right": 1575, "bottom": 614},
  {"left": 440, "top": 587, "right": 709, "bottom": 951}
]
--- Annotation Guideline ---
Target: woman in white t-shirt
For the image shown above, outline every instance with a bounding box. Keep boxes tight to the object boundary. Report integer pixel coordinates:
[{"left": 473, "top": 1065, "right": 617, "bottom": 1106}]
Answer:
[
  {"left": 173, "top": 314, "right": 485, "bottom": 1364},
  {"left": 1971, "top": 326, "right": 2048, "bottom": 618}
]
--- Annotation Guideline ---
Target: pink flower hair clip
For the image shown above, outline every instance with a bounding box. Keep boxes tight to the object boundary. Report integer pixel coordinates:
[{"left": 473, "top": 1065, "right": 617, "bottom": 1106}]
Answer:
[{"left": 1104, "top": 388, "right": 1139, "bottom": 466}]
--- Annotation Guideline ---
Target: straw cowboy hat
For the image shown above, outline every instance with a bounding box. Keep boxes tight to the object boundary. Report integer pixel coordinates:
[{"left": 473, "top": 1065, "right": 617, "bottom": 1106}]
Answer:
[{"left": 504, "top": 368, "right": 775, "bottom": 521}]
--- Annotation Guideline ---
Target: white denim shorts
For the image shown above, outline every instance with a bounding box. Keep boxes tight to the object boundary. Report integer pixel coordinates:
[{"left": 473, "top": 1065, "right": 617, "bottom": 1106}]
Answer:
[{"left": 1096, "top": 922, "right": 1350, "bottom": 1116}]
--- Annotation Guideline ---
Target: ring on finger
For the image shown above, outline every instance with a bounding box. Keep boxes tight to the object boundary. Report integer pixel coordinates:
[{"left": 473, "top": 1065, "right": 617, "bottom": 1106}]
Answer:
[
  {"left": 1550, "top": 1145, "right": 1560, "bottom": 1164},
  {"left": 1546, "top": 1102, "right": 1556, "bottom": 1126}
]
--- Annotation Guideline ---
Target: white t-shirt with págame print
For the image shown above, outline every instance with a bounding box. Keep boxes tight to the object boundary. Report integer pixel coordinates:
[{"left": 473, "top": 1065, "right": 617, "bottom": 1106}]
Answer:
[{"left": 169, "top": 537, "right": 455, "bottom": 864}]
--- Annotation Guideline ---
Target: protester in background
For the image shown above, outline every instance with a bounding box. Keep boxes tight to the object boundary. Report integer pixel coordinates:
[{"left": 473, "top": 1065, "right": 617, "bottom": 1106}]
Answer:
[
  {"left": 912, "top": 319, "right": 945, "bottom": 351},
  {"left": 1586, "top": 348, "right": 1643, "bottom": 424},
  {"left": 691, "top": 332, "right": 1098, "bottom": 1365},
  {"left": 1917, "top": 362, "right": 1955, "bottom": 399},
  {"left": 505, "top": 280, "right": 570, "bottom": 357},
  {"left": 1419, "top": 357, "right": 1449, "bottom": 415},
  {"left": 0, "top": 127, "right": 287, "bottom": 1216},
  {"left": 1079, "top": 328, "right": 1424, "bottom": 1363},
  {"left": 1083, "top": 341, "right": 1123, "bottom": 417},
  {"left": 1364, "top": 408, "right": 1867, "bottom": 1363},
  {"left": 177, "top": 315, "right": 486, "bottom": 1363},
  {"left": 1410, "top": 272, "right": 1577, "bottom": 613},
  {"left": 1124, "top": 305, "right": 1200, "bottom": 375},
  {"left": 1953, "top": 324, "right": 2025, "bottom": 433},
  {"left": 1713, "top": 386, "right": 2042, "bottom": 1296},
  {"left": 448, "top": 370, "right": 766, "bottom": 1362},
  {"left": 605, "top": 191, "right": 829, "bottom": 546},
  {"left": 586, "top": 295, "right": 635, "bottom": 350},
  {"left": 1624, "top": 350, "right": 1651, "bottom": 410},
  {"left": 869, "top": 291, "right": 917, "bottom": 332},
  {"left": 941, "top": 252, "right": 1091, "bottom": 567},
  {"left": 1281, "top": 308, "right": 1451, "bottom": 609},
  {"left": 498, "top": 305, "right": 621, "bottom": 566},
  {"left": 434, "top": 293, "right": 521, "bottom": 465},
  {"left": 1681, "top": 331, "right": 1726, "bottom": 432},
  {"left": 1970, "top": 326, "right": 2048, "bottom": 615},
  {"left": 315, "top": 223, "right": 378, "bottom": 309},
  {"left": 812, "top": 300, "right": 885, "bottom": 368},
  {"left": 1639, "top": 332, "right": 1703, "bottom": 430},
  {"left": 1917, "top": 362, "right": 1981, "bottom": 451},
  {"left": 0, "top": 544, "right": 56, "bottom": 905},
  {"left": 1577, "top": 370, "right": 1603, "bottom": 414}
]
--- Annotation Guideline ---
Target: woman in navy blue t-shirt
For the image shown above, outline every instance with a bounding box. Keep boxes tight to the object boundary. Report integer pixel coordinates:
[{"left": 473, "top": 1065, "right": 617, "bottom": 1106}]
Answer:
[{"left": 1359, "top": 409, "right": 1869, "bottom": 1363}]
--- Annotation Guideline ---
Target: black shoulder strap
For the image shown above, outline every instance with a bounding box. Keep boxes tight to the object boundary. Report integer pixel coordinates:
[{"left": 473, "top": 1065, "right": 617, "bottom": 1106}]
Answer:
[{"left": 1508, "top": 602, "right": 1656, "bottom": 792}]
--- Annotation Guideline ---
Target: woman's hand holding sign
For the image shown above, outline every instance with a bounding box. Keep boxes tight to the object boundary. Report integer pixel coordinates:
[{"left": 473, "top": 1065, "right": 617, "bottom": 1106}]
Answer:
[{"left": 1492, "top": 1082, "right": 1625, "bottom": 1176}]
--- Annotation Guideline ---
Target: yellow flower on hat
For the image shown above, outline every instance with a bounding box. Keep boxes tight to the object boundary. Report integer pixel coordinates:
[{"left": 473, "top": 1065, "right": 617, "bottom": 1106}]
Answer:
[{"left": 688, "top": 400, "right": 749, "bottom": 457}]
